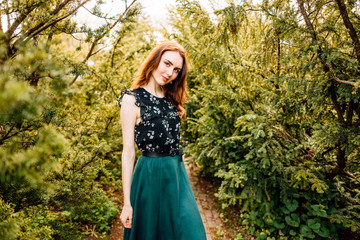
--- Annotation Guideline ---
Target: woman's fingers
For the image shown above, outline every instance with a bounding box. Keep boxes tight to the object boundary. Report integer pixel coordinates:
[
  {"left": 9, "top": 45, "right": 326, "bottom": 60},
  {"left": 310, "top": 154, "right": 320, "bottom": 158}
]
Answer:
[
  {"left": 125, "top": 221, "right": 132, "bottom": 228},
  {"left": 120, "top": 213, "right": 132, "bottom": 228},
  {"left": 120, "top": 205, "right": 133, "bottom": 228},
  {"left": 123, "top": 218, "right": 132, "bottom": 228}
]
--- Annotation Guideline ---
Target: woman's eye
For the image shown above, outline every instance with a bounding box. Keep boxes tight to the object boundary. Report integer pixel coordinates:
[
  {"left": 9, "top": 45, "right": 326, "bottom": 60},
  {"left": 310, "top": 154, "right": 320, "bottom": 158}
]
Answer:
[
  {"left": 165, "top": 62, "right": 170, "bottom": 66},
  {"left": 175, "top": 69, "right": 180, "bottom": 73}
]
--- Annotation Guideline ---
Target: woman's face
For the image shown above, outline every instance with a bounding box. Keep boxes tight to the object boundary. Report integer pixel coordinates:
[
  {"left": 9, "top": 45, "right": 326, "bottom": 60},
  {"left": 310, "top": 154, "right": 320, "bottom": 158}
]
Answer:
[{"left": 151, "top": 51, "right": 183, "bottom": 86}]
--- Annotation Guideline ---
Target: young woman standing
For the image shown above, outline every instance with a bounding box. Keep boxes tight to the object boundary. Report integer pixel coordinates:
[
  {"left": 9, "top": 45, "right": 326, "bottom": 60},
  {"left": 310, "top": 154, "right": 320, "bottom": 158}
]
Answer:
[{"left": 118, "top": 41, "right": 206, "bottom": 240}]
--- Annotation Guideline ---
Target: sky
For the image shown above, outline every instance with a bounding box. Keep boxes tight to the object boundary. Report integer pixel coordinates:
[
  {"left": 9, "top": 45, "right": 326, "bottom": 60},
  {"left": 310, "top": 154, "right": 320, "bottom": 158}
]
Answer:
[
  {"left": 140, "top": 0, "right": 184, "bottom": 24},
  {"left": 75, "top": 0, "right": 227, "bottom": 29},
  {"left": 139, "top": 0, "right": 213, "bottom": 27}
]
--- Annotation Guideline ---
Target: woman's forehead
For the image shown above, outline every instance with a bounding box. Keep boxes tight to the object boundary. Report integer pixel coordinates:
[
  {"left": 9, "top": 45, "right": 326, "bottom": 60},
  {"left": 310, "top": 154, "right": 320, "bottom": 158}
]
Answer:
[{"left": 161, "top": 51, "right": 183, "bottom": 68}]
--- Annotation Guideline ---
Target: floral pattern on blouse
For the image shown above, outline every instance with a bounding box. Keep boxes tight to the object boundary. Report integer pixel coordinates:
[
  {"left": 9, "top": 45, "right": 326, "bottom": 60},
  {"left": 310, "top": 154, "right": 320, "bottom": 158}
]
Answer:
[{"left": 117, "top": 88, "right": 181, "bottom": 153}]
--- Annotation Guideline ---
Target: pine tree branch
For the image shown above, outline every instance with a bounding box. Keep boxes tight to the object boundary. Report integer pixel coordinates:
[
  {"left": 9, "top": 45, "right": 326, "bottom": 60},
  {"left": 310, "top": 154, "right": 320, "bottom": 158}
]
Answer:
[
  {"left": 324, "top": 15, "right": 341, "bottom": 41},
  {"left": 329, "top": 83, "right": 346, "bottom": 126},
  {"left": 24, "top": 0, "right": 88, "bottom": 41},
  {"left": 297, "top": 0, "right": 317, "bottom": 40},
  {"left": 105, "top": 116, "right": 114, "bottom": 130},
  {"left": 70, "top": 0, "right": 139, "bottom": 85},
  {"left": 311, "top": 1, "right": 332, "bottom": 27},
  {"left": 0, "top": 123, "right": 15, "bottom": 145},
  {"left": 10, "top": 0, "right": 89, "bottom": 57},
  {"left": 111, "top": 35, "right": 123, "bottom": 68},
  {"left": 297, "top": 0, "right": 330, "bottom": 73},
  {"left": 51, "top": 0, "right": 74, "bottom": 15},
  {"left": 5, "top": 4, "right": 38, "bottom": 39},
  {"left": 52, "top": 24, "right": 83, "bottom": 41},
  {"left": 297, "top": 0, "right": 351, "bottom": 129},
  {"left": 23, "top": 0, "right": 74, "bottom": 38},
  {"left": 90, "top": 69, "right": 117, "bottom": 97},
  {"left": 0, "top": 125, "right": 33, "bottom": 145},
  {"left": 332, "top": 76, "right": 357, "bottom": 87},
  {"left": 335, "top": 0, "right": 360, "bottom": 63},
  {"left": 7, "top": 0, "right": 71, "bottom": 40},
  {"left": 82, "top": 5, "right": 118, "bottom": 20},
  {"left": 322, "top": 146, "right": 335, "bottom": 159},
  {"left": 344, "top": 171, "right": 360, "bottom": 184}
]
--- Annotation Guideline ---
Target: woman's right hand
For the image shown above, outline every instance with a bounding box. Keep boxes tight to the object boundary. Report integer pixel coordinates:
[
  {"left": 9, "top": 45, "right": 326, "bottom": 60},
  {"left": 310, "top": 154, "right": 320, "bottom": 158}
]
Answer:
[{"left": 120, "top": 204, "right": 133, "bottom": 228}]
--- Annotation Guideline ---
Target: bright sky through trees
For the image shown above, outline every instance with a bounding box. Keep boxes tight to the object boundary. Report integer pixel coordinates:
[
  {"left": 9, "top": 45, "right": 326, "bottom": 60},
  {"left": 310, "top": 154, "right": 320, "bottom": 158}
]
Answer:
[{"left": 75, "top": 0, "right": 226, "bottom": 29}]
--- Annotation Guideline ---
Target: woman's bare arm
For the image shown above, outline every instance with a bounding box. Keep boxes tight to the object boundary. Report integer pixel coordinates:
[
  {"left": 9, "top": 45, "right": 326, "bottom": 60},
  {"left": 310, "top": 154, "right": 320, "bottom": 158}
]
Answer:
[{"left": 119, "top": 93, "right": 139, "bottom": 228}]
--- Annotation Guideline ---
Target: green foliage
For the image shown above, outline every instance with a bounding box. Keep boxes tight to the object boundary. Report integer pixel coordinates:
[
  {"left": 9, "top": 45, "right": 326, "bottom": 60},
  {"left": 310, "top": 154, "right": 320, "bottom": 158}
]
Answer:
[
  {"left": 0, "top": 198, "right": 18, "bottom": 240},
  {"left": 169, "top": 0, "right": 360, "bottom": 238},
  {"left": 1, "top": 0, "right": 150, "bottom": 238},
  {"left": 16, "top": 205, "right": 58, "bottom": 240},
  {"left": 52, "top": 182, "right": 119, "bottom": 232}
]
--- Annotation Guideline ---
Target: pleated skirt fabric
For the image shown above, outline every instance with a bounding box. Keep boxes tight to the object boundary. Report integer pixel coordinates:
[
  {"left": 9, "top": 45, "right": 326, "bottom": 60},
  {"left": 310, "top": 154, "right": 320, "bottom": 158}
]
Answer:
[{"left": 123, "top": 155, "right": 207, "bottom": 240}]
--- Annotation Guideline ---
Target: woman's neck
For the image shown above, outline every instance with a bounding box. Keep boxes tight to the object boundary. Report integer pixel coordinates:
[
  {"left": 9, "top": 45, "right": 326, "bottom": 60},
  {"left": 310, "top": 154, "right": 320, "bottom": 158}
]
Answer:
[{"left": 143, "top": 77, "right": 164, "bottom": 98}]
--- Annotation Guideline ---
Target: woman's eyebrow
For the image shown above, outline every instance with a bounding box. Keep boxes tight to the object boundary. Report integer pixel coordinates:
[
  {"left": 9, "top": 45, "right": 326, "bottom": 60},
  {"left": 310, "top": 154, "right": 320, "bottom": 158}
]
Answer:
[{"left": 165, "top": 59, "right": 182, "bottom": 69}]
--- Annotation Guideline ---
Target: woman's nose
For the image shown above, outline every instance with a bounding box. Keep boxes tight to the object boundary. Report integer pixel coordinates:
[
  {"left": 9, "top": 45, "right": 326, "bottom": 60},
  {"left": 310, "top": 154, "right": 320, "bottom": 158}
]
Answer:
[{"left": 167, "top": 67, "right": 173, "bottom": 76}]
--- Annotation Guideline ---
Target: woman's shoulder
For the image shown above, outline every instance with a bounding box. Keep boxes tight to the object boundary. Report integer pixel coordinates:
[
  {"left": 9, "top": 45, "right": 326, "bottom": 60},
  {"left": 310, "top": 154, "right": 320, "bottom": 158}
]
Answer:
[
  {"left": 117, "top": 88, "right": 143, "bottom": 107},
  {"left": 121, "top": 88, "right": 143, "bottom": 95}
]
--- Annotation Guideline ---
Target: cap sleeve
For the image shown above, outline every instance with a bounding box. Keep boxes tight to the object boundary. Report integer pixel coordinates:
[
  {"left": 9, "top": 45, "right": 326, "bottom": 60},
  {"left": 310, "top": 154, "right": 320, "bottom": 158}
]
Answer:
[{"left": 117, "top": 89, "right": 142, "bottom": 107}]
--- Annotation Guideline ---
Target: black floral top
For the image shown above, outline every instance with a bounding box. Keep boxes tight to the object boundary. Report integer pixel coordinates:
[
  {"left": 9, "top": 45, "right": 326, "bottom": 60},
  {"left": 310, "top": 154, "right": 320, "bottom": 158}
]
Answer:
[{"left": 117, "top": 88, "right": 181, "bottom": 154}]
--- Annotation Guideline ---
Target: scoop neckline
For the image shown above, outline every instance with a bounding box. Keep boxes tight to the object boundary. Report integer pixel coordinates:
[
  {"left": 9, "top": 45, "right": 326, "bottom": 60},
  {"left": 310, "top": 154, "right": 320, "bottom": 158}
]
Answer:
[{"left": 140, "top": 87, "right": 166, "bottom": 99}]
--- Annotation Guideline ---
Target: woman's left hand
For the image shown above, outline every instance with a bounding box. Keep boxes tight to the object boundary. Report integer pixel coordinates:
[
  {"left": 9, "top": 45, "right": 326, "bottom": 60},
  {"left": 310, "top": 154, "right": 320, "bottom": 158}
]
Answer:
[{"left": 120, "top": 204, "right": 133, "bottom": 228}]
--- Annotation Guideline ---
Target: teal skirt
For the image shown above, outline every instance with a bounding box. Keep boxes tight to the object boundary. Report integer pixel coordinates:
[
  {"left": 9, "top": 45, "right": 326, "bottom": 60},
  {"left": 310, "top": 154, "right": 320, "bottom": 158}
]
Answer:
[{"left": 124, "top": 155, "right": 207, "bottom": 240}]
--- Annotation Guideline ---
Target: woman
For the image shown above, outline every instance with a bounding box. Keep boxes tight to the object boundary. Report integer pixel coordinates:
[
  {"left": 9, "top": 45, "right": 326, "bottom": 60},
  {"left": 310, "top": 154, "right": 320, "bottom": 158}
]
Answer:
[{"left": 117, "top": 41, "right": 207, "bottom": 240}]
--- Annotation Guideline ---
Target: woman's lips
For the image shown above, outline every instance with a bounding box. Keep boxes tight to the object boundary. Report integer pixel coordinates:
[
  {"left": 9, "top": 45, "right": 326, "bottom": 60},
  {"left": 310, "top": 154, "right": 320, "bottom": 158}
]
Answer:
[{"left": 161, "top": 76, "right": 168, "bottom": 82}]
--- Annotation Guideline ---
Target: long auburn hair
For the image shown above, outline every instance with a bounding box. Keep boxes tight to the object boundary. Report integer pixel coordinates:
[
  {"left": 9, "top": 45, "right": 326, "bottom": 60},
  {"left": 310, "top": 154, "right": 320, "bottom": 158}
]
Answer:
[{"left": 131, "top": 41, "right": 189, "bottom": 120}]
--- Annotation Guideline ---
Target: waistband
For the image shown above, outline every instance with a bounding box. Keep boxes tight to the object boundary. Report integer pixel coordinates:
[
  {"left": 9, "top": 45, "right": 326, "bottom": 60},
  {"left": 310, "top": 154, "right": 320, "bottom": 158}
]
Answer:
[{"left": 142, "top": 147, "right": 183, "bottom": 161}]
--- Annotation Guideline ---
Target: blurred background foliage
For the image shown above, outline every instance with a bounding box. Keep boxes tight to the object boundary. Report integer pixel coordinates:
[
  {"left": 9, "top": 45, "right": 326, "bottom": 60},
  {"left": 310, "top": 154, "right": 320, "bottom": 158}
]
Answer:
[{"left": 0, "top": 0, "right": 359, "bottom": 239}]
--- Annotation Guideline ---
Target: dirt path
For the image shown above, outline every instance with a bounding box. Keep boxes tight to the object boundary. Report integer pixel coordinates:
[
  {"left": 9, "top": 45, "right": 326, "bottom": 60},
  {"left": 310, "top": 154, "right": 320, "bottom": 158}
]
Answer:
[
  {"left": 108, "top": 212, "right": 123, "bottom": 240},
  {"left": 185, "top": 162, "right": 225, "bottom": 240}
]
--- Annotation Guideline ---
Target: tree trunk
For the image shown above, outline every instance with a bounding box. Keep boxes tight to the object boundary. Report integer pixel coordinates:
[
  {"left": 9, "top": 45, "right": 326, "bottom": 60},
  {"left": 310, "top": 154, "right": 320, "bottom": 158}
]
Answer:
[{"left": 335, "top": 0, "right": 360, "bottom": 63}]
